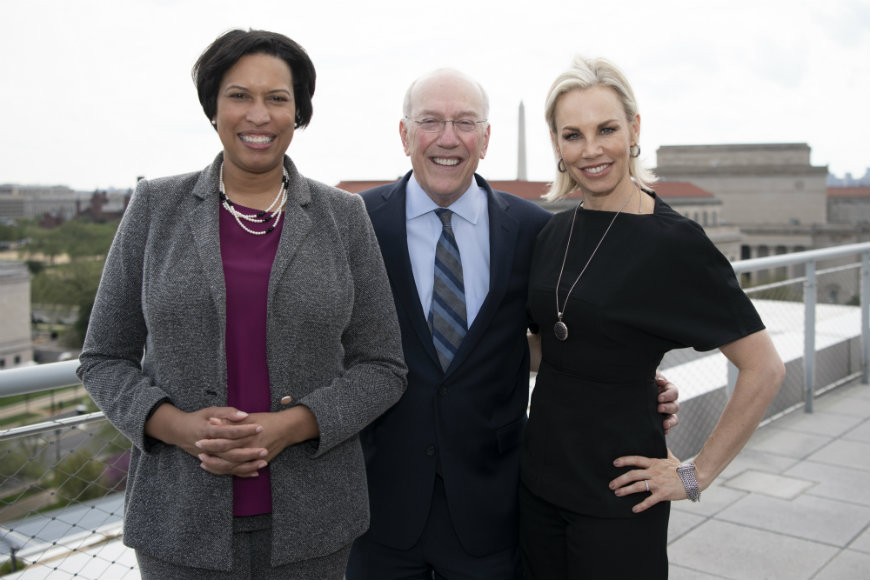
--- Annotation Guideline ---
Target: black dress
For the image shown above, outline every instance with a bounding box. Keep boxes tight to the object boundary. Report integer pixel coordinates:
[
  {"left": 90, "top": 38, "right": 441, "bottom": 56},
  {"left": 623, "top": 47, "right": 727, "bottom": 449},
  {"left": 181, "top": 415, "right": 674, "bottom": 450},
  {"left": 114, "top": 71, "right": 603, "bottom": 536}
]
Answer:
[{"left": 522, "top": 193, "right": 764, "bottom": 519}]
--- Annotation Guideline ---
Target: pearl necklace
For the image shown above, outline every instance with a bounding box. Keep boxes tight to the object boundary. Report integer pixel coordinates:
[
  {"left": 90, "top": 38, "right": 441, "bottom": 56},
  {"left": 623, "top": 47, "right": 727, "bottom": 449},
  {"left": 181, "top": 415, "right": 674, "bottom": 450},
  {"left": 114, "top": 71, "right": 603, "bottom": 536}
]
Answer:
[{"left": 218, "top": 163, "right": 289, "bottom": 235}]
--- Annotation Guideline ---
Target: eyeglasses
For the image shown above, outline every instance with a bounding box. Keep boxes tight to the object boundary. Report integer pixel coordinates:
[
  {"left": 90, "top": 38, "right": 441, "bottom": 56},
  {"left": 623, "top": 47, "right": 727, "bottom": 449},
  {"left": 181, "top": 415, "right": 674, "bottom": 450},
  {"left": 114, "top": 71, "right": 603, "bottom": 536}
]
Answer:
[{"left": 407, "top": 117, "right": 488, "bottom": 133}]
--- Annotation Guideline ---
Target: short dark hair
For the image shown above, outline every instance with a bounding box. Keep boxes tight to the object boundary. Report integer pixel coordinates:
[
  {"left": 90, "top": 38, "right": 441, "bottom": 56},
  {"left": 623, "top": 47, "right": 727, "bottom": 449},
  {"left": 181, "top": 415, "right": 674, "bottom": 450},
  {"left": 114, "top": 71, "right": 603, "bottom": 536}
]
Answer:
[{"left": 192, "top": 29, "right": 316, "bottom": 129}]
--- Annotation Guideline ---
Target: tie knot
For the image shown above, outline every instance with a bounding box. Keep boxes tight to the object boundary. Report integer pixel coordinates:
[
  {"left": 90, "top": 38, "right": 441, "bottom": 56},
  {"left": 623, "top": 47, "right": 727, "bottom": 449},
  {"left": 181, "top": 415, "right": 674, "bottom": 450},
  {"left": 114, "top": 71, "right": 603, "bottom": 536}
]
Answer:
[{"left": 435, "top": 208, "right": 453, "bottom": 228}]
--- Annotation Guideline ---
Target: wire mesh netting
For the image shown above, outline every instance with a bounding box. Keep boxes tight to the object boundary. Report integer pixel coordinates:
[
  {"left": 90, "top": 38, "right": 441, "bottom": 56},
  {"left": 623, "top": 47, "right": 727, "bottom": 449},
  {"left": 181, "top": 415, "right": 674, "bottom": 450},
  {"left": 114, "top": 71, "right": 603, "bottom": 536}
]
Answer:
[
  {"left": 1, "top": 250, "right": 867, "bottom": 579},
  {"left": 0, "top": 393, "right": 137, "bottom": 579},
  {"left": 662, "top": 262, "right": 865, "bottom": 461}
]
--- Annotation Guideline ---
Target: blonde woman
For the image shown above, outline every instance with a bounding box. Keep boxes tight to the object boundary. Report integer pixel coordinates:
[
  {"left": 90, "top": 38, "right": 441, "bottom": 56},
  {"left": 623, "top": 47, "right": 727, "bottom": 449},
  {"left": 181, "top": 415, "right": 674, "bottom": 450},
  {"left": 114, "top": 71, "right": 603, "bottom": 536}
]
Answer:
[{"left": 520, "top": 56, "right": 784, "bottom": 579}]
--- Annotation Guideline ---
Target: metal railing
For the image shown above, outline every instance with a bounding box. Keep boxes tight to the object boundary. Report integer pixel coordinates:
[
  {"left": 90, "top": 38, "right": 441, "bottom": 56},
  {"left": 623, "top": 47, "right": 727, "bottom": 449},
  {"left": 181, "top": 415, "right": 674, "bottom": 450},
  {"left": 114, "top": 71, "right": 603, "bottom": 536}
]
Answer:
[
  {"left": 730, "top": 242, "right": 870, "bottom": 409},
  {"left": 0, "top": 242, "right": 868, "bottom": 579}
]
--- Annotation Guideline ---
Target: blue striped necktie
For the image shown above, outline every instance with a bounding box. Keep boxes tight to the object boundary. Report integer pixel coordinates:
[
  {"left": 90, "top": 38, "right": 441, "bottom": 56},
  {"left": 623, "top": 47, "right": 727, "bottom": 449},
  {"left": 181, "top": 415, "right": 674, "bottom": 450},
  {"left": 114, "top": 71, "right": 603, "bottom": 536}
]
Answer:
[{"left": 429, "top": 209, "right": 467, "bottom": 371}]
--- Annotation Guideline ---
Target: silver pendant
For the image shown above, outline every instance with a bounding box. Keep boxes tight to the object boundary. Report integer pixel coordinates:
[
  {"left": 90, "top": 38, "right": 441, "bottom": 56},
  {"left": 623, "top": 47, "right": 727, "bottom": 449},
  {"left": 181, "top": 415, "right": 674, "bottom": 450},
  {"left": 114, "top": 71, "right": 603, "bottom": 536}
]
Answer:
[{"left": 554, "top": 321, "right": 568, "bottom": 341}]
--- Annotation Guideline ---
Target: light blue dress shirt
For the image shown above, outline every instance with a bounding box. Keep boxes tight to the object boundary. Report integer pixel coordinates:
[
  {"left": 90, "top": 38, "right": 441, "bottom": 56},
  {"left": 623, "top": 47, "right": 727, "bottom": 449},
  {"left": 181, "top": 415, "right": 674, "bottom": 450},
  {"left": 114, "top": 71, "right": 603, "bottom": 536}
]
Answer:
[{"left": 406, "top": 174, "right": 491, "bottom": 326}]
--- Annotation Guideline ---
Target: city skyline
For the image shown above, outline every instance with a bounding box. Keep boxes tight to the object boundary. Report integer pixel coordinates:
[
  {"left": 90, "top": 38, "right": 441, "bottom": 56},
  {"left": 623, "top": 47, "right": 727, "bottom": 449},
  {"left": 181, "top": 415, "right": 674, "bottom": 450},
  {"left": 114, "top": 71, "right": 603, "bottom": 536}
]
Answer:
[{"left": 2, "top": 0, "right": 868, "bottom": 191}]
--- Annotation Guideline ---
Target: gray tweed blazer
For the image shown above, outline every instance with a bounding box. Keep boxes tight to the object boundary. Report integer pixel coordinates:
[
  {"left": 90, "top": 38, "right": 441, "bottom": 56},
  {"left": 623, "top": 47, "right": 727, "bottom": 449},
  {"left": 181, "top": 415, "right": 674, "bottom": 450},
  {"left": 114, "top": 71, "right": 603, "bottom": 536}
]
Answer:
[{"left": 77, "top": 153, "right": 407, "bottom": 570}]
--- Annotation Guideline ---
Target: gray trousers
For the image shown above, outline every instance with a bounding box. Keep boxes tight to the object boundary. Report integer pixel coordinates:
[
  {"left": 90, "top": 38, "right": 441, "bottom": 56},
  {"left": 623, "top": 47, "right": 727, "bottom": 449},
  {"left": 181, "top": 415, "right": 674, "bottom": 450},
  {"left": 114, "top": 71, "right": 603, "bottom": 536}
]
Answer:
[{"left": 136, "top": 514, "right": 351, "bottom": 580}]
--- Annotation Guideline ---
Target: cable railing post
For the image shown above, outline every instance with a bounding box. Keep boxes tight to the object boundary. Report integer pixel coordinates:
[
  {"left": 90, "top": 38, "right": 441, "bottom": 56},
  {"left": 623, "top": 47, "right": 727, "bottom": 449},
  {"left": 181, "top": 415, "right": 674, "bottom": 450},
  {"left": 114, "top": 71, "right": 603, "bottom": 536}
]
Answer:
[
  {"left": 862, "top": 250, "right": 869, "bottom": 385},
  {"left": 803, "top": 261, "right": 816, "bottom": 413}
]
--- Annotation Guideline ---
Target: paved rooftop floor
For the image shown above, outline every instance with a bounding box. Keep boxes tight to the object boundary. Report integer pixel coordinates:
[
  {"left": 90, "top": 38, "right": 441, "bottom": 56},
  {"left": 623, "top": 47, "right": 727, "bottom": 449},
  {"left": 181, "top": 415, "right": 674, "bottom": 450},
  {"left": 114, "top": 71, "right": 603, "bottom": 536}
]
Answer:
[
  {"left": 668, "top": 377, "right": 870, "bottom": 580},
  {"left": 5, "top": 379, "right": 868, "bottom": 579}
]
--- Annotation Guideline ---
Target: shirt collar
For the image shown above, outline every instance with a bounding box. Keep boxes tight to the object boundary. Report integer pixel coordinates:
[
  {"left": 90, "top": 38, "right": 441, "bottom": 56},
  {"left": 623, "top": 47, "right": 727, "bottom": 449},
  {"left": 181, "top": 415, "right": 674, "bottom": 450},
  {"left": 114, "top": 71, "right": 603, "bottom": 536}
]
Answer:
[{"left": 405, "top": 173, "right": 485, "bottom": 225}]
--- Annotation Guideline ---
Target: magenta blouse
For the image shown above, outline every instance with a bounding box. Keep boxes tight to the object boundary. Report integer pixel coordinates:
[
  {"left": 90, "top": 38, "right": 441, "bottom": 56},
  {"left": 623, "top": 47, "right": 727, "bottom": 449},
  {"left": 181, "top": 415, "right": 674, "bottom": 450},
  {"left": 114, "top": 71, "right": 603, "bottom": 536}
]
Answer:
[{"left": 219, "top": 206, "right": 283, "bottom": 516}]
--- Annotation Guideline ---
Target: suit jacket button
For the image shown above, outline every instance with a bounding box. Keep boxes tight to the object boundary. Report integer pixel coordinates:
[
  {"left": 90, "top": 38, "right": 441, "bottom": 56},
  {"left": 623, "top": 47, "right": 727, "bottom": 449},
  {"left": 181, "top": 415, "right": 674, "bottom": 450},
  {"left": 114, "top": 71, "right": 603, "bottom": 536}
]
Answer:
[{"left": 425, "top": 445, "right": 436, "bottom": 456}]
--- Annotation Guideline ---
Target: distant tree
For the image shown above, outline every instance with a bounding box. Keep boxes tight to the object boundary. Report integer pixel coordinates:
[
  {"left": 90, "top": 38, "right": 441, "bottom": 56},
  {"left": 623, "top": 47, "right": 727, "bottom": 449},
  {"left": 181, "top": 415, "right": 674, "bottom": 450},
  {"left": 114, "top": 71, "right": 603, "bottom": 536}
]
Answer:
[
  {"left": 73, "top": 296, "right": 94, "bottom": 346},
  {"left": 52, "top": 449, "right": 105, "bottom": 503},
  {"left": 25, "top": 260, "right": 44, "bottom": 275},
  {"left": 0, "top": 443, "right": 44, "bottom": 481},
  {"left": 62, "top": 219, "right": 120, "bottom": 259},
  {"left": 23, "top": 227, "right": 66, "bottom": 264},
  {"left": 0, "top": 556, "right": 26, "bottom": 575},
  {"left": 30, "top": 260, "right": 104, "bottom": 347},
  {"left": 31, "top": 261, "right": 102, "bottom": 305},
  {"left": 0, "top": 222, "right": 24, "bottom": 242},
  {"left": 21, "top": 218, "right": 119, "bottom": 263},
  {"left": 23, "top": 219, "right": 120, "bottom": 346}
]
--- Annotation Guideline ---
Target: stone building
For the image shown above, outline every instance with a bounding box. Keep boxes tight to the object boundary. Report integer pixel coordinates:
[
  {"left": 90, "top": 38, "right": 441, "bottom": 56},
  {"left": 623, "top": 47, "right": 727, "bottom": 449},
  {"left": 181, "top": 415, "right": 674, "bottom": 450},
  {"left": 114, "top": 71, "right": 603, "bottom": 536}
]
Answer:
[
  {"left": 0, "top": 261, "right": 33, "bottom": 369},
  {"left": 828, "top": 186, "right": 870, "bottom": 226},
  {"left": 655, "top": 143, "right": 828, "bottom": 228},
  {"left": 79, "top": 190, "right": 131, "bottom": 221},
  {"left": 655, "top": 143, "right": 869, "bottom": 301},
  {"left": 0, "top": 184, "right": 78, "bottom": 221}
]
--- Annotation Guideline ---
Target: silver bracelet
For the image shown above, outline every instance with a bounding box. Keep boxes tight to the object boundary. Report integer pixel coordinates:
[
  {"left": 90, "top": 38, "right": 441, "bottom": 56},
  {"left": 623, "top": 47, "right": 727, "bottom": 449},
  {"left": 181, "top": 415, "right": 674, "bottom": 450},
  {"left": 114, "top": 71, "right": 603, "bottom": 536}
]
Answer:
[{"left": 677, "top": 463, "right": 701, "bottom": 502}]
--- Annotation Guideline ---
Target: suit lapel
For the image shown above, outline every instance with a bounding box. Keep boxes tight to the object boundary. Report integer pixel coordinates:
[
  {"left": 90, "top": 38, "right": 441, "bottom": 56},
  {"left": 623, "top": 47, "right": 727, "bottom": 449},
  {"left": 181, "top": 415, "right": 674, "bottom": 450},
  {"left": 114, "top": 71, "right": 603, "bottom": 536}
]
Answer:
[
  {"left": 185, "top": 155, "right": 313, "bottom": 330},
  {"left": 269, "top": 158, "right": 312, "bottom": 298},
  {"left": 447, "top": 177, "right": 519, "bottom": 375},
  {"left": 373, "top": 177, "right": 441, "bottom": 367},
  {"left": 187, "top": 156, "right": 227, "bottom": 324}
]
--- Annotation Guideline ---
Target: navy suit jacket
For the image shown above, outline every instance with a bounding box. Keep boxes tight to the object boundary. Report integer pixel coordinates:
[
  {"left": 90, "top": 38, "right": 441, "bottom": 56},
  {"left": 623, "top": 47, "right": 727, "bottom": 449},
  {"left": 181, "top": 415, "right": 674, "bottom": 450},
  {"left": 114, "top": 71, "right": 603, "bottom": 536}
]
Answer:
[{"left": 358, "top": 172, "right": 552, "bottom": 556}]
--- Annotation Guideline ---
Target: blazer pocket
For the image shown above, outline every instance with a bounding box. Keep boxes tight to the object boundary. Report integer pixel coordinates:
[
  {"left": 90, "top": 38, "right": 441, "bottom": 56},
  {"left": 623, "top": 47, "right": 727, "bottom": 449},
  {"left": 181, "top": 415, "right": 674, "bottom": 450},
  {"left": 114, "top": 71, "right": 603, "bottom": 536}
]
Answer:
[{"left": 496, "top": 418, "right": 525, "bottom": 455}]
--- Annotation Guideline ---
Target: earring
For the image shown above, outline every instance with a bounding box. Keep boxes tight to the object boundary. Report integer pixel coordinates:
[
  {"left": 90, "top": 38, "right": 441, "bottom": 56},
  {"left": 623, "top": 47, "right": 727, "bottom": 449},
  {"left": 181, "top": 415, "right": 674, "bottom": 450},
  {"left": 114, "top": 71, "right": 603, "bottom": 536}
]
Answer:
[
  {"left": 630, "top": 144, "right": 641, "bottom": 158},
  {"left": 557, "top": 159, "right": 567, "bottom": 173},
  {"left": 211, "top": 119, "right": 217, "bottom": 126}
]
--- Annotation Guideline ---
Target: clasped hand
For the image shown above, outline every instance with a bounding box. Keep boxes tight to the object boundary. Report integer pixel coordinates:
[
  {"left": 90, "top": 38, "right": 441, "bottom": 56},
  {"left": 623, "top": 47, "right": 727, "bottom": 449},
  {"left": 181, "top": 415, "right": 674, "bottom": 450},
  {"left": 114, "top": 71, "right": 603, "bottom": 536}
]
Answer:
[
  {"left": 608, "top": 449, "right": 691, "bottom": 513},
  {"left": 168, "top": 407, "right": 298, "bottom": 478},
  {"left": 197, "top": 409, "right": 298, "bottom": 478}
]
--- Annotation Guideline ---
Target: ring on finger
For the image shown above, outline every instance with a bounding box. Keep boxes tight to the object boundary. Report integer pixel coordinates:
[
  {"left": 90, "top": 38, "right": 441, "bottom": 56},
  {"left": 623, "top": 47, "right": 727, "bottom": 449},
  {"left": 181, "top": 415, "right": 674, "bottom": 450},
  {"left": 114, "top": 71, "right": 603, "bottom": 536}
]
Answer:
[{"left": 644, "top": 480, "right": 650, "bottom": 493}]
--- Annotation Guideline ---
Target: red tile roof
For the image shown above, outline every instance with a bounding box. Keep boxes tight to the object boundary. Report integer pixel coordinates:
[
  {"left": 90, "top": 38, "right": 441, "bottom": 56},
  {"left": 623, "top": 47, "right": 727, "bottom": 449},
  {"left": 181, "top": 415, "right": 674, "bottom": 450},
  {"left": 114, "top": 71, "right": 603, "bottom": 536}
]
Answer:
[
  {"left": 654, "top": 181, "right": 715, "bottom": 198},
  {"left": 335, "top": 178, "right": 715, "bottom": 200},
  {"left": 827, "top": 186, "right": 870, "bottom": 198},
  {"left": 334, "top": 180, "right": 393, "bottom": 193},
  {"left": 334, "top": 179, "right": 553, "bottom": 199},
  {"left": 486, "top": 180, "right": 551, "bottom": 199}
]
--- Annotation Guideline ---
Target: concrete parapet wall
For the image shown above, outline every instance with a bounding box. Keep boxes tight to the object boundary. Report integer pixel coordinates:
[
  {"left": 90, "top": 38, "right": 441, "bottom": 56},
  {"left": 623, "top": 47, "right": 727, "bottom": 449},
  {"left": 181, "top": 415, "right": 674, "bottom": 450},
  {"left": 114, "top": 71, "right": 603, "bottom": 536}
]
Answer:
[{"left": 667, "top": 334, "right": 864, "bottom": 460}]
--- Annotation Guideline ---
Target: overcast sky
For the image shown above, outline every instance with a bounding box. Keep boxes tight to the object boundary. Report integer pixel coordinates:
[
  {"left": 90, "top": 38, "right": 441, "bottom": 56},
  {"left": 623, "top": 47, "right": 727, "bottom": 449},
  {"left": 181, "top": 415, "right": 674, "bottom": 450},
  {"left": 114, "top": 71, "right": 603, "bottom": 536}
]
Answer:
[{"left": 3, "top": 0, "right": 868, "bottom": 191}]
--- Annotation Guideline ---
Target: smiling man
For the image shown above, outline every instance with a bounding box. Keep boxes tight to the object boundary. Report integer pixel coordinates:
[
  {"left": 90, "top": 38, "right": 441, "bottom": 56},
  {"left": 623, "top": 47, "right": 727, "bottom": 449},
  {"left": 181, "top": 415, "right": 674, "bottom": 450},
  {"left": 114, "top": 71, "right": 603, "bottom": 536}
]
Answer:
[
  {"left": 345, "top": 69, "right": 552, "bottom": 579},
  {"left": 399, "top": 70, "right": 491, "bottom": 208},
  {"left": 346, "top": 69, "right": 678, "bottom": 579}
]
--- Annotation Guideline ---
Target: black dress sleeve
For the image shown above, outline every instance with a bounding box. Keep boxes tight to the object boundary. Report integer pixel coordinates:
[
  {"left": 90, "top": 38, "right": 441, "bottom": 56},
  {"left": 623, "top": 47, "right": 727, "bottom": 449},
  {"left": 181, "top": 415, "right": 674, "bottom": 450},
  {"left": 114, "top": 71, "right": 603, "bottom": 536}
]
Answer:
[{"left": 635, "top": 213, "right": 764, "bottom": 352}]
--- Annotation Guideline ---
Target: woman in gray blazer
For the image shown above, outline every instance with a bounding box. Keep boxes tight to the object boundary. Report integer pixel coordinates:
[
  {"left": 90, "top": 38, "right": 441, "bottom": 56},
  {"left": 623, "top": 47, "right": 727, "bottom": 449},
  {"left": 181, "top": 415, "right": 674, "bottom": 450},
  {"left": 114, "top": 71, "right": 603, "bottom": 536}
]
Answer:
[{"left": 77, "top": 29, "right": 407, "bottom": 579}]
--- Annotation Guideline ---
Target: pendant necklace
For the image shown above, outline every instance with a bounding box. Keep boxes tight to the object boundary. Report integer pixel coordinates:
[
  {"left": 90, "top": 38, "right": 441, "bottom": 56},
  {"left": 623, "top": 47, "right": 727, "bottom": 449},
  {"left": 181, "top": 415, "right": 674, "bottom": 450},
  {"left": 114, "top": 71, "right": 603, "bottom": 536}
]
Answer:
[{"left": 553, "top": 185, "right": 637, "bottom": 341}]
